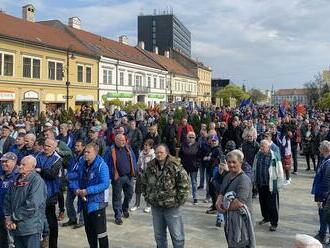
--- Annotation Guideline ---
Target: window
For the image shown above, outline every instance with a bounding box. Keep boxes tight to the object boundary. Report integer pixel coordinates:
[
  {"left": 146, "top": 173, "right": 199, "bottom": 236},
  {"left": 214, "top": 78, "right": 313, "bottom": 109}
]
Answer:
[
  {"left": 56, "top": 63, "right": 63, "bottom": 81},
  {"left": 159, "top": 78, "right": 165, "bottom": 89},
  {"left": 128, "top": 73, "right": 132, "bottom": 86},
  {"left": 86, "top": 66, "right": 92, "bottom": 83},
  {"left": 135, "top": 75, "right": 142, "bottom": 86},
  {"left": 103, "top": 69, "right": 113, "bottom": 85},
  {"left": 33, "top": 59, "right": 40, "bottom": 78},
  {"left": 23, "top": 57, "right": 40, "bottom": 79},
  {"left": 1, "top": 54, "right": 14, "bottom": 76},
  {"left": 48, "top": 61, "right": 55, "bottom": 80},
  {"left": 48, "top": 61, "right": 63, "bottom": 80},
  {"left": 153, "top": 77, "right": 157, "bottom": 88},
  {"left": 77, "top": 65, "right": 83, "bottom": 82},
  {"left": 148, "top": 77, "right": 151, "bottom": 88},
  {"left": 119, "top": 72, "right": 124, "bottom": 85},
  {"left": 23, "top": 57, "right": 31, "bottom": 78}
]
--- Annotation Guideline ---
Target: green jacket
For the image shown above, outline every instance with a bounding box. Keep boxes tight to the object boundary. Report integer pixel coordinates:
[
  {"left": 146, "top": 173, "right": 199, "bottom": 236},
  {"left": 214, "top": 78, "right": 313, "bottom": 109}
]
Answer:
[{"left": 141, "top": 155, "right": 189, "bottom": 208}]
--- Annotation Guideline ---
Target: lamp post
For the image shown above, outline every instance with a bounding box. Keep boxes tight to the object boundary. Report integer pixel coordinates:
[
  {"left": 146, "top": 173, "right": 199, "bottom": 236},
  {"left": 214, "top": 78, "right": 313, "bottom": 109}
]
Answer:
[{"left": 66, "top": 48, "right": 75, "bottom": 111}]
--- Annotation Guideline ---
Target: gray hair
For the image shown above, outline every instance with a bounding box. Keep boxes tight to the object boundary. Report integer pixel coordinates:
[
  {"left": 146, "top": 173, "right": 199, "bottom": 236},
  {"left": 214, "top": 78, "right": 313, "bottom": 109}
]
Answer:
[
  {"left": 260, "top": 139, "right": 271, "bottom": 148},
  {"left": 22, "top": 155, "right": 37, "bottom": 168},
  {"left": 226, "top": 149, "right": 244, "bottom": 163},
  {"left": 320, "top": 140, "right": 330, "bottom": 153},
  {"left": 25, "top": 133, "right": 36, "bottom": 142}
]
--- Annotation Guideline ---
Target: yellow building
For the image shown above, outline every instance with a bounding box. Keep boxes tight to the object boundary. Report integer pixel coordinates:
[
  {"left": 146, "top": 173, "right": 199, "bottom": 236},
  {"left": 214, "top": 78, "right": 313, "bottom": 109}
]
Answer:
[
  {"left": 0, "top": 7, "right": 98, "bottom": 114},
  {"left": 197, "top": 66, "right": 212, "bottom": 106}
]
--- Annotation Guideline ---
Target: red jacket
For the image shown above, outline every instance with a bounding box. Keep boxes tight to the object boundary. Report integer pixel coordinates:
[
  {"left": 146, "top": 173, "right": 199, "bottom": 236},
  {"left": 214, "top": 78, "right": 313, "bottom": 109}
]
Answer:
[{"left": 177, "top": 124, "right": 194, "bottom": 144}]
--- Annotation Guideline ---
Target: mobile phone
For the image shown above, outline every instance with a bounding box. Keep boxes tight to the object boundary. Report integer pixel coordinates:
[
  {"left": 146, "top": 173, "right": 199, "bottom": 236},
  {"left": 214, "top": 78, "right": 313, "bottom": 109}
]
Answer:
[{"left": 220, "top": 154, "right": 226, "bottom": 164}]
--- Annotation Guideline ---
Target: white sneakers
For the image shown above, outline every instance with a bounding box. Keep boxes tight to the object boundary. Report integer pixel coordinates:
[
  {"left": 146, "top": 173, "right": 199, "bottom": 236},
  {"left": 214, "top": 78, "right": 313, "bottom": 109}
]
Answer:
[
  {"left": 144, "top": 207, "right": 151, "bottom": 213},
  {"left": 283, "top": 178, "right": 292, "bottom": 186},
  {"left": 130, "top": 205, "right": 139, "bottom": 211},
  {"left": 130, "top": 205, "right": 151, "bottom": 213}
]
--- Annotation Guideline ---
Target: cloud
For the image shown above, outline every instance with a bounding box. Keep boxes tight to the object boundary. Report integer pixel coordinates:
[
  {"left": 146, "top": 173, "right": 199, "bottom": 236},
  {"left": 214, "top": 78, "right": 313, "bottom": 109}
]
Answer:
[{"left": 2, "top": 0, "right": 330, "bottom": 89}]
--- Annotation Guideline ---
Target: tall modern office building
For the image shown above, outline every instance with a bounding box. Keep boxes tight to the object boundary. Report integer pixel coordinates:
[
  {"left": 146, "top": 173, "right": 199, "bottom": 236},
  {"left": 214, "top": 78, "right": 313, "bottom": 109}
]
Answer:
[{"left": 138, "top": 13, "right": 191, "bottom": 57}]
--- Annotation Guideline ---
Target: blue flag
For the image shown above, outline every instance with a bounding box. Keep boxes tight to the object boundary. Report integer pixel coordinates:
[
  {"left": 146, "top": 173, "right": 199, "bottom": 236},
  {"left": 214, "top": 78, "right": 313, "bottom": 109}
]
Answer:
[{"left": 278, "top": 104, "right": 286, "bottom": 118}]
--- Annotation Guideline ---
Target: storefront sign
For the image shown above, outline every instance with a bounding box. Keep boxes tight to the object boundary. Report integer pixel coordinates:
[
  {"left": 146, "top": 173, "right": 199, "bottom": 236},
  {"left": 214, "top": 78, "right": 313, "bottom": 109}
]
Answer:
[
  {"left": 148, "top": 94, "right": 165, "bottom": 99},
  {"left": 0, "top": 91, "right": 15, "bottom": 101},
  {"left": 24, "top": 91, "right": 39, "bottom": 100},
  {"left": 102, "top": 92, "right": 133, "bottom": 100},
  {"left": 76, "top": 95, "right": 94, "bottom": 101}
]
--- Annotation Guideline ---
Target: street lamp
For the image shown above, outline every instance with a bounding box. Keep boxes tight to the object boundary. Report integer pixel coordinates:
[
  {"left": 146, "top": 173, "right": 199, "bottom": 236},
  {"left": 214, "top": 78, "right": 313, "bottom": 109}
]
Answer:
[{"left": 66, "top": 48, "right": 75, "bottom": 111}]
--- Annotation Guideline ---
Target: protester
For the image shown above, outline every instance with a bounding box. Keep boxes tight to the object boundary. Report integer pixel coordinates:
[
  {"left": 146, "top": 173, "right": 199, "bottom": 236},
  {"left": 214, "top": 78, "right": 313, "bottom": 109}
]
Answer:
[
  {"left": 130, "top": 139, "right": 155, "bottom": 213},
  {"left": 0, "top": 152, "right": 20, "bottom": 247},
  {"left": 103, "top": 134, "right": 136, "bottom": 225},
  {"left": 254, "top": 139, "right": 284, "bottom": 232},
  {"left": 71, "top": 142, "right": 110, "bottom": 248},
  {"left": 36, "top": 138, "right": 63, "bottom": 248},
  {"left": 4, "top": 155, "right": 47, "bottom": 248},
  {"left": 126, "top": 120, "right": 143, "bottom": 159},
  {"left": 0, "top": 125, "right": 15, "bottom": 156},
  {"left": 216, "top": 149, "right": 255, "bottom": 248},
  {"left": 141, "top": 144, "right": 189, "bottom": 248}
]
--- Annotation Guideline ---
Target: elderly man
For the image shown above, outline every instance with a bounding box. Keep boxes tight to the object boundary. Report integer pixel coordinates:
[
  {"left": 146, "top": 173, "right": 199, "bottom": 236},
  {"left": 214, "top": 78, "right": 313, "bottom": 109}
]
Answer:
[
  {"left": 141, "top": 144, "right": 189, "bottom": 248},
  {"left": 177, "top": 118, "right": 194, "bottom": 146},
  {"left": 0, "top": 125, "right": 15, "bottom": 156},
  {"left": 254, "top": 139, "right": 284, "bottom": 232},
  {"left": 23, "top": 133, "right": 37, "bottom": 156},
  {"left": 87, "top": 126, "right": 107, "bottom": 156},
  {"left": 4, "top": 155, "right": 47, "bottom": 248},
  {"left": 0, "top": 152, "right": 20, "bottom": 247},
  {"left": 9, "top": 133, "right": 26, "bottom": 163},
  {"left": 57, "top": 123, "right": 74, "bottom": 150},
  {"left": 70, "top": 143, "right": 110, "bottom": 248},
  {"left": 312, "top": 140, "right": 330, "bottom": 244},
  {"left": 103, "top": 134, "right": 136, "bottom": 225},
  {"left": 126, "top": 120, "right": 143, "bottom": 159},
  {"left": 36, "top": 138, "right": 63, "bottom": 248}
]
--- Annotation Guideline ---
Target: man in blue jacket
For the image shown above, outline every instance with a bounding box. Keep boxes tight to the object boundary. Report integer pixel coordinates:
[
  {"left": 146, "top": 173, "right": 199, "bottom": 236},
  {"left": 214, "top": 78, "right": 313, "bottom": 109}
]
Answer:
[
  {"left": 36, "top": 138, "right": 63, "bottom": 248},
  {"left": 312, "top": 140, "right": 330, "bottom": 244},
  {"left": 63, "top": 139, "right": 85, "bottom": 229},
  {"left": 4, "top": 155, "right": 47, "bottom": 248},
  {"left": 0, "top": 152, "right": 20, "bottom": 247},
  {"left": 70, "top": 142, "right": 110, "bottom": 248},
  {"left": 103, "top": 134, "right": 136, "bottom": 225}
]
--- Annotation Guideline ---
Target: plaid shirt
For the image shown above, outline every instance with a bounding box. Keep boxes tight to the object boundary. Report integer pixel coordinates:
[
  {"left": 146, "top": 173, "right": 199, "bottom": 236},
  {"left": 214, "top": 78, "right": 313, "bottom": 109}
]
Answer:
[{"left": 256, "top": 151, "right": 272, "bottom": 186}]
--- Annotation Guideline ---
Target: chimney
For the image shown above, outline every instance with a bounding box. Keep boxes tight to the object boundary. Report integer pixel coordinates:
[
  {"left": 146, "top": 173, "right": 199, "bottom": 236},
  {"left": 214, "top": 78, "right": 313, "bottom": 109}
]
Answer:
[
  {"left": 138, "top": 41, "right": 145, "bottom": 50},
  {"left": 164, "top": 50, "right": 170, "bottom": 58},
  {"left": 119, "top": 35, "right": 129, "bottom": 45},
  {"left": 68, "top": 17, "right": 81, "bottom": 29},
  {"left": 22, "top": 4, "right": 35, "bottom": 22},
  {"left": 153, "top": 46, "right": 159, "bottom": 54}
]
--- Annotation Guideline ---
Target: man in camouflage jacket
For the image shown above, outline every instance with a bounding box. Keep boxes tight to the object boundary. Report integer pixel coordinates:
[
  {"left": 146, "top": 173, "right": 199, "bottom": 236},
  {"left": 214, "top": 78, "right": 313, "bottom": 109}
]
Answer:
[{"left": 141, "top": 144, "right": 189, "bottom": 248}]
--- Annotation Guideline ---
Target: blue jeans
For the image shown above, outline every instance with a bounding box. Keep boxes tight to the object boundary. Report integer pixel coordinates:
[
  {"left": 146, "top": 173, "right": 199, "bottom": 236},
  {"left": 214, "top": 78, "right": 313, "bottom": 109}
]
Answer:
[
  {"left": 189, "top": 171, "right": 197, "bottom": 200},
  {"left": 66, "top": 190, "right": 84, "bottom": 223},
  {"left": 14, "top": 233, "right": 41, "bottom": 248},
  {"left": 318, "top": 206, "right": 330, "bottom": 238},
  {"left": 199, "top": 164, "right": 206, "bottom": 187},
  {"left": 151, "top": 206, "right": 185, "bottom": 248},
  {"left": 112, "top": 175, "right": 134, "bottom": 219}
]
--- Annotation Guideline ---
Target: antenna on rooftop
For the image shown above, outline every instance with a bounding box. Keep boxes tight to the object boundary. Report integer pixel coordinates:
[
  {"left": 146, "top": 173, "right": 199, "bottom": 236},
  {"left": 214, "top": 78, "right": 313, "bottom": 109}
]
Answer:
[
  {"left": 153, "top": 9, "right": 157, "bottom": 15},
  {"left": 170, "top": 6, "right": 173, "bottom": 14},
  {"left": 139, "top": 7, "right": 144, "bottom": 16}
]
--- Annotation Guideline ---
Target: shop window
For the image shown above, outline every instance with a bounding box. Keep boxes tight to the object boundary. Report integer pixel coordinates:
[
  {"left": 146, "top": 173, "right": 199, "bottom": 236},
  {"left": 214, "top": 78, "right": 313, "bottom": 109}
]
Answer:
[
  {"left": 86, "top": 66, "right": 92, "bottom": 83},
  {"left": 77, "top": 65, "right": 83, "bottom": 82}
]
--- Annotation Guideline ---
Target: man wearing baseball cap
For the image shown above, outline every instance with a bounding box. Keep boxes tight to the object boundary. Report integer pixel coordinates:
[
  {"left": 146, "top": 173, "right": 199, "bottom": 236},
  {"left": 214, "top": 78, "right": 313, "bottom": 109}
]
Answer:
[{"left": 0, "top": 152, "right": 20, "bottom": 247}]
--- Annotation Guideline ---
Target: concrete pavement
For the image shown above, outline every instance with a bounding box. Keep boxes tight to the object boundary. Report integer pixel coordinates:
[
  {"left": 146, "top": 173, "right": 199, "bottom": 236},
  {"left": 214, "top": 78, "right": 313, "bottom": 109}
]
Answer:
[{"left": 58, "top": 156, "right": 319, "bottom": 248}]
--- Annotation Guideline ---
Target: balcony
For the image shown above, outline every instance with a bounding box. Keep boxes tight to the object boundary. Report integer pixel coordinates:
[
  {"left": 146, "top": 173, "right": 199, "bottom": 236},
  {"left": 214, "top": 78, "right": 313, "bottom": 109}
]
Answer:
[{"left": 133, "top": 85, "right": 151, "bottom": 94}]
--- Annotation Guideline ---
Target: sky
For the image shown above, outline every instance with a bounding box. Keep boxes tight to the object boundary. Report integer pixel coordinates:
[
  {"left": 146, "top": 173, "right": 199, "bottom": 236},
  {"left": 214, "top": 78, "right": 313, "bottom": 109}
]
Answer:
[{"left": 1, "top": 0, "right": 330, "bottom": 90}]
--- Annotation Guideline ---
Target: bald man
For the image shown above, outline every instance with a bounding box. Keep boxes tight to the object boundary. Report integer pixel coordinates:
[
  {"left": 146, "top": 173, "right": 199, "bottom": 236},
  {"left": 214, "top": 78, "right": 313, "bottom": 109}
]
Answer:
[
  {"left": 103, "top": 134, "right": 137, "bottom": 225},
  {"left": 4, "top": 155, "right": 47, "bottom": 248}
]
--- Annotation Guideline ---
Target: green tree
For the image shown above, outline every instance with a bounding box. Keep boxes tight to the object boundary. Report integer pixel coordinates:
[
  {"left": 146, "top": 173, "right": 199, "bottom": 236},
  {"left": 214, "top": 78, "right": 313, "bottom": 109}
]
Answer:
[
  {"left": 249, "top": 88, "right": 267, "bottom": 103},
  {"left": 215, "top": 84, "right": 250, "bottom": 106},
  {"left": 317, "top": 92, "right": 330, "bottom": 110}
]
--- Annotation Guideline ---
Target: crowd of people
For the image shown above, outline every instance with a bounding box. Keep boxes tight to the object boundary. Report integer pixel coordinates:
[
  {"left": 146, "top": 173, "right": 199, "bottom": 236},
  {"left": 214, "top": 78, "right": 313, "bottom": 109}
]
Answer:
[{"left": 0, "top": 104, "right": 329, "bottom": 248}]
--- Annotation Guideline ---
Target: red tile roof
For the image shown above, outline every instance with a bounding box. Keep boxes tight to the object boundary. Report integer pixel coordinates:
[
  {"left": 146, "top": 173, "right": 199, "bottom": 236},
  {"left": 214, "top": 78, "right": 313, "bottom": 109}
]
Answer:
[
  {"left": 140, "top": 49, "right": 197, "bottom": 78},
  {"left": 275, "top": 88, "right": 312, "bottom": 96},
  {"left": 0, "top": 12, "right": 95, "bottom": 57}
]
